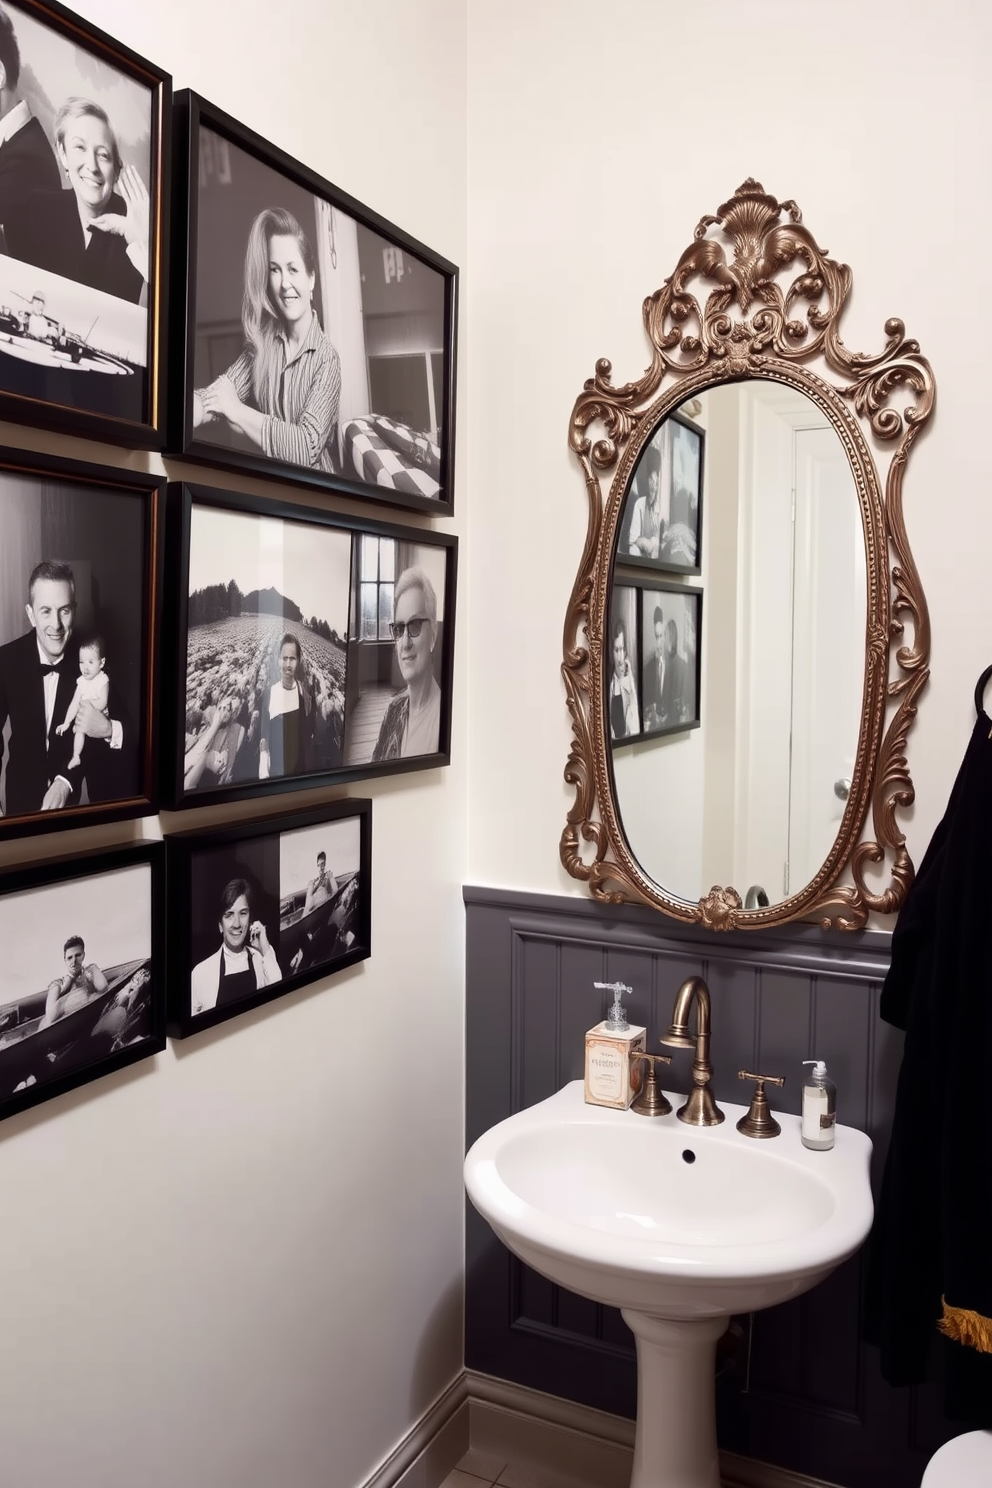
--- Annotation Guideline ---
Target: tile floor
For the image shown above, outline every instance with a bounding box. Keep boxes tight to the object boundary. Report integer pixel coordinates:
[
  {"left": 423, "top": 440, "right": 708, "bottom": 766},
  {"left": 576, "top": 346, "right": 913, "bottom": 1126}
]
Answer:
[{"left": 440, "top": 1449, "right": 585, "bottom": 1488}]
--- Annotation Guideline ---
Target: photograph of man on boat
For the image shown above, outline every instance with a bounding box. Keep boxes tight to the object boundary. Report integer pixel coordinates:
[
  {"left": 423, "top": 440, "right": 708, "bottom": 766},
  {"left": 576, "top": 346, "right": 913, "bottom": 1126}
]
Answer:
[
  {"left": 278, "top": 817, "right": 362, "bottom": 978},
  {"left": 0, "top": 857, "right": 156, "bottom": 1115}
]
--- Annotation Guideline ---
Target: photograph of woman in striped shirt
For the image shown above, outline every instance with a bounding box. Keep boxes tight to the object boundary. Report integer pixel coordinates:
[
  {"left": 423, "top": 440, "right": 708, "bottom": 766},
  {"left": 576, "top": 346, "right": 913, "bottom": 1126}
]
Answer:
[{"left": 193, "top": 207, "right": 341, "bottom": 471}]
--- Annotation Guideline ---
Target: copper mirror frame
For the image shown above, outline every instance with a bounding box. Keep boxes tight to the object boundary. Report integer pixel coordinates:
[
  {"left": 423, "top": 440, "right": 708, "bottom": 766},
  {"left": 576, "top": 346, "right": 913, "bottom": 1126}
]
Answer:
[{"left": 561, "top": 179, "right": 934, "bottom": 931}]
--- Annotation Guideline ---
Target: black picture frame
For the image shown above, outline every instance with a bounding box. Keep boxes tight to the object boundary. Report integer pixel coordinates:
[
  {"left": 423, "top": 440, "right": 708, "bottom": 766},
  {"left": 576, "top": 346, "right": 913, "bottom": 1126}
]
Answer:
[
  {"left": 637, "top": 581, "right": 702, "bottom": 739},
  {"left": 168, "top": 90, "right": 458, "bottom": 517},
  {"left": 164, "top": 481, "right": 457, "bottom": 810},
  {"left": 166, "top": 799, "right": 371, "bottom": 1037},
  {"left": 607, "top": 582, "right": 641, "bottom": 745},
  {"left": 617, "top": 410, "right": 704, "bottom": 576},
  {"left": 0, "top": 0, "right": 171, "bottom": 446},
  {"left": 0, "top": 447, "right": 164, "bottom": 839},
  {"left": 0, "top": 840, "right": 164, "bottom": 1123}
]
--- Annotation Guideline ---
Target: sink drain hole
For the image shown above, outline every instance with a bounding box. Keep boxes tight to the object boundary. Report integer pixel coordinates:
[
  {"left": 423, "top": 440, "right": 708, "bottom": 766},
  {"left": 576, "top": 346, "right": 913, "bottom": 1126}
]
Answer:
[{"left": 681, "top": 1150, "right": 696, "bottom": 1164}]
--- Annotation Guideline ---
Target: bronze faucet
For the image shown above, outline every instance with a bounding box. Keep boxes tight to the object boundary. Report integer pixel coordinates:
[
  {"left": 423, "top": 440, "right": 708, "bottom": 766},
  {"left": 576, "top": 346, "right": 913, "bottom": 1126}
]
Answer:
[{"left": 658, "top": 975, "right": 724, "bottom": 1126}]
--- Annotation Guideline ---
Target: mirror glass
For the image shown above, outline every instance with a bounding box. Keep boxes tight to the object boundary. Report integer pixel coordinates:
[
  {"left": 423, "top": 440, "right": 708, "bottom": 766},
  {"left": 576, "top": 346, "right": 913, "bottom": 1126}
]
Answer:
[{"left": 608, "top": 379, "right": 866, "bottom": 909}]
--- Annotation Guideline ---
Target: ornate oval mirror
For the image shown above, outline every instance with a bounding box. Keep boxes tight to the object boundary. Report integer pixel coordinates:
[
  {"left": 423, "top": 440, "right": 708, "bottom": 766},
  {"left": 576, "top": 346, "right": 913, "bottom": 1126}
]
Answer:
[{"left": 562, "top": 180, "right": 934, "bottom": 930}]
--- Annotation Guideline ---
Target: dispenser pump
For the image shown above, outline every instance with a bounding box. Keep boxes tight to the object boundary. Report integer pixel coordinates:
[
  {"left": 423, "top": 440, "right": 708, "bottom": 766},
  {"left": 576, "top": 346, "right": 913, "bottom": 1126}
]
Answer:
[{"left": 595, "top": 981, "right": 632, "bottom": 1032}]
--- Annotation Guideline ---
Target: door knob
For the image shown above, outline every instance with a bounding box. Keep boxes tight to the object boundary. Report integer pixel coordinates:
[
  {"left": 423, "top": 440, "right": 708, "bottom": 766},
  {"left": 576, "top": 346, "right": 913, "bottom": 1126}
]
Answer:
[{"left": 834, "top": 777, "right": 851, "bottom": 801}]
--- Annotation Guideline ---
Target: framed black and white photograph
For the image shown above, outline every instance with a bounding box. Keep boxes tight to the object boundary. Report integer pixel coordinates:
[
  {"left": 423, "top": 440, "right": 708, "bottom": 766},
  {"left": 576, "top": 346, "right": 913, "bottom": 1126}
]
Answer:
[
  {"left": 0, "top": 449, "right": 164, "bottom": 838},
  {"left": 0, "top": 841, "right": 163, "bottom": 1122},
  {"left": 607, "top": 583, "right": 640, "bottom": 745},
  {"left": 0, "top": 0, "right": 170, "bottom": 444},
  {"left": 168, "top": 91, "right": 457, "bottom": 516},
  {"left": 639, "top": 583, "right": 702, "bottom": 737},
  {"left": 343, "top": 531, "right": 451, "bottom": 769},
  {"left": 165, "top": 483, "right": 457, "bottom": 809},
  {"left": 618, "top": 411, "right": 704, "bottom": 576},
  {"left": 167, "top": 799, "right": 371, "bottom": 1037}
]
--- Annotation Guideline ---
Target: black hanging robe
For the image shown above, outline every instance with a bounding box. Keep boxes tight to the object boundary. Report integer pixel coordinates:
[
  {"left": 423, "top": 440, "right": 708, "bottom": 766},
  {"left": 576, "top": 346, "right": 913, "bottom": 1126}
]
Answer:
[{"left": 865, "top": 669, "right": 992, "bottom": 1423}]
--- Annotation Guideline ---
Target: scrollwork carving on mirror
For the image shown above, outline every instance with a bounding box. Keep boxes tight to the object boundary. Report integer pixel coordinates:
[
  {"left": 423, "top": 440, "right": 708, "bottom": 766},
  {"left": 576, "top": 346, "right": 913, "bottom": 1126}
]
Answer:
[{"left": 561, "top": 179, "right": 934, "bottom": 931}]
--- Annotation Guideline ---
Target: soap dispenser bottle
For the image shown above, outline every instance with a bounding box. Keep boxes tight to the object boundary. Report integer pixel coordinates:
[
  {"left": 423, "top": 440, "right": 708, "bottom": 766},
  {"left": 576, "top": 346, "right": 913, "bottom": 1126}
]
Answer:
[
  {"left": 584, "top": 981, "right": 646, "bottom": 1109},
  {"left": 801, "top": 1060, "right": 836, "bottom": 1150}
]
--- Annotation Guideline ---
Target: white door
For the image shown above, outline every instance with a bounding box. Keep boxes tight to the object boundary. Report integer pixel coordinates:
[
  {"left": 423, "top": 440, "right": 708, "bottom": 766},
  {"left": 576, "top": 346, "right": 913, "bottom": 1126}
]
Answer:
[{"left": 788, "top": 428, "right": 866, "bottom": 891}]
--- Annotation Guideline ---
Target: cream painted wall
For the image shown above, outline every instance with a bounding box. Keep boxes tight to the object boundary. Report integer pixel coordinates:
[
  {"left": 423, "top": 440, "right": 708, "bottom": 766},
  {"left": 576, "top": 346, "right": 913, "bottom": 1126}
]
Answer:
[
  {"left": 2, "top": 2, "right": 990, "bottom": 1483},
  {"left": 466, "top": 0, "right": 992, "bottom": 907},
  {"left": 0, "top": 4, "right": 467, "bottom": 1488}
]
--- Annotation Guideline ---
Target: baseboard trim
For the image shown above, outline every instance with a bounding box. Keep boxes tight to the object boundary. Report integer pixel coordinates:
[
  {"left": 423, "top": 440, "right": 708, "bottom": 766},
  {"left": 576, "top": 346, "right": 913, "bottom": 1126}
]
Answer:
[
  {"left": 718, "top": 1449, "right": 845, "bottom": 1488},
  {"left": 361, "top": 1372, "right": 469, "bottom": 1488},
  {"left": 464, "top": 1370, "right": 845, "bottom": 1488},
  {"left": 466, "top": 1369, "right": 635, "bottom": 1447},
  {"left": 358, "top": 1368, "right": 845, "bottom": 1488}
]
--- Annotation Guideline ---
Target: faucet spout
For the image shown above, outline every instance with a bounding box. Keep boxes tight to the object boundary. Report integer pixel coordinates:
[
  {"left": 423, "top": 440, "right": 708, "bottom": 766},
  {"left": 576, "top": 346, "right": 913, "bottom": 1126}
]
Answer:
[
  {"left": 662, "top": 975, "right": 711, "bottom": 1047},
  {"left": 658, "top": 975, "right": 724, "bottom": 1127}
]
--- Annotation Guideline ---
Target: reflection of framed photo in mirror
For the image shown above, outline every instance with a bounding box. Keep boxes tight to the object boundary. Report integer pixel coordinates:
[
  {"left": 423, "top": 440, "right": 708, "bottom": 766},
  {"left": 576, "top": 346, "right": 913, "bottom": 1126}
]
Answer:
[
  {"left": 617, "top": 411, "right": 704, "bottom": 576},
  {"left": 639, "top": 583, "right": 701, "bottom": 738},
  {"left": 607, "top": 583, "right": 641, "bottom": 745},
  {"left": 0, "top": 450, "right": 164, "bottom": 840},
  {"left": 169, "top": 91, "right": 458, "bottom": 516},
  {"left": 165, "top": 482, "right": 457, "bottom": 809},
  {"left": 166, "top": 799, "right": 371, "bottom": 1037},
  {"left": 0, "top": 0, "right": 171, "bottom": 446},
  {"left": 0, "top": 841, "right": 164, "bottom": 1124}
]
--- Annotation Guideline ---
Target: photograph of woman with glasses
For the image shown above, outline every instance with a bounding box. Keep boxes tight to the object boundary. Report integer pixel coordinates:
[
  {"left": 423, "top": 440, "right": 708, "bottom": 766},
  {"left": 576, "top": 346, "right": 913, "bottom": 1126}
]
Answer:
[{"left": 372, "top": 566, "right": 442, "bottom": 762}]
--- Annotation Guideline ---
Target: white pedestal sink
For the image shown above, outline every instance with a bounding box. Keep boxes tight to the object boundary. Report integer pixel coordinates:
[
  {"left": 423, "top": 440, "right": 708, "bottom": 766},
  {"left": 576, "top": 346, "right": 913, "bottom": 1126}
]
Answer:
[{"left": 464, "top": 1081, "right": 873, "bottom": 1488}]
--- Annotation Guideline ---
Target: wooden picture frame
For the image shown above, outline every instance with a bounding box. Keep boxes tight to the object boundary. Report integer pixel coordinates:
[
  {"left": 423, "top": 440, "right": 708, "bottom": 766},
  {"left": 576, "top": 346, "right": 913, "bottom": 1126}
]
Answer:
[
  {"left": 0, "top": 447, "right": 164, "bottom": 838},
  {"left": 164, "top": 481, "right": 457, "bottom": 810},
  {"left": 0, "top": 841, "right": 164, "bottom": 1123},
  {"left": 168, "top": 91, "right": 458, "bottom": 516},
  {"left": 0, "top": 0, "right": 170, "bottom": 445},
  {"left": 166, "top": 799, "right": 371, "bottom": 1037}
]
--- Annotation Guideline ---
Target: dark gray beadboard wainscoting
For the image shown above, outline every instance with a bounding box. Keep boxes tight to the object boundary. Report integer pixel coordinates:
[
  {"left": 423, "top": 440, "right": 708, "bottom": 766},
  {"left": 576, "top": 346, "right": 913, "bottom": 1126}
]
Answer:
[{"left": 464, "top": 886, "right": 959, "bottom": 1488}]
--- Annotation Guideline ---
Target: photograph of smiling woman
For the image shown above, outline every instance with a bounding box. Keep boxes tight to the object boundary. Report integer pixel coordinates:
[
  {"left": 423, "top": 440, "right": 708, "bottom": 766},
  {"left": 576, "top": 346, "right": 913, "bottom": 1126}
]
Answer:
[
  {"left": 192, "top": 206, "right": 341, "bottom": 471},
  {"left": 184, "top": 113, "right": 453, "bottom": 508}
]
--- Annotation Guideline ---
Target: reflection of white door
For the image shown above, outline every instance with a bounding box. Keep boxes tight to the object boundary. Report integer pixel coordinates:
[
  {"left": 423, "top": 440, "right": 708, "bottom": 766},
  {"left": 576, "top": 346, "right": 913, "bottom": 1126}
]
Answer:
[{"left": 788, "top": 429, "right": 865, "bottom": 891}]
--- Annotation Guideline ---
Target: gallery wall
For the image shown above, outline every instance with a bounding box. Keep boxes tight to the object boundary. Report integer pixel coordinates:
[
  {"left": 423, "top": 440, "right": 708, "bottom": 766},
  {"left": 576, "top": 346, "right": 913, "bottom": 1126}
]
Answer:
[
  {"left": 0, "top": 5, "right": 468, "bottom": 1488},
  {"left": 465, "top": 0, "right": 992, "bottom": 907}
]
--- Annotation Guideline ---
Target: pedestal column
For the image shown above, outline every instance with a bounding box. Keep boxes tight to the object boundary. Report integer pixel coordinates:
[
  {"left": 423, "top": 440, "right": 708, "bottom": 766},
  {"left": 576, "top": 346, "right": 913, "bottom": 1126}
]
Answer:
[{"left": 620, "top": 1309, "right": 728, "bottom": 1488}]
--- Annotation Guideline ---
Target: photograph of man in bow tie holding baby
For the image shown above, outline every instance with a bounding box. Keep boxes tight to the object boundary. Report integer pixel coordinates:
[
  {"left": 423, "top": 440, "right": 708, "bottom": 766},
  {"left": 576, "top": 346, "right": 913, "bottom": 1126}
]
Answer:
[{"left": 0, "top": 467, "right": 144, "bottom": 824}]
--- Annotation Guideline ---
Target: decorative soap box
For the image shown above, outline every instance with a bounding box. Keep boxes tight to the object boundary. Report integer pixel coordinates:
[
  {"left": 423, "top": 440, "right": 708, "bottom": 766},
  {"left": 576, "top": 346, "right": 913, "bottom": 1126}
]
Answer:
[{"left": 584, "top": 1020, "right": 646, "bottom": 1109}]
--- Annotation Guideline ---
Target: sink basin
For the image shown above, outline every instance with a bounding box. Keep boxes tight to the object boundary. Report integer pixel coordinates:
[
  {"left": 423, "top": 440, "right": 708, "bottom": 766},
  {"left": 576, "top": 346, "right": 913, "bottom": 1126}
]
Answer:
[
  {"left": 465, "top": 1080, "right": 873, "bottom": 1318},
  {"left": 465, "top": 1080, "right": 873, "bottom": 1488}
]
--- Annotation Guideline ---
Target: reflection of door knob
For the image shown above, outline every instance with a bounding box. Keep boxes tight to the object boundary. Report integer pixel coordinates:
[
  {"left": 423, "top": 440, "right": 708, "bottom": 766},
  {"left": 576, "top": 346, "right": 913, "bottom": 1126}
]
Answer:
[{"left": 834, "top": 777, "right": 851, "bottom": 801}]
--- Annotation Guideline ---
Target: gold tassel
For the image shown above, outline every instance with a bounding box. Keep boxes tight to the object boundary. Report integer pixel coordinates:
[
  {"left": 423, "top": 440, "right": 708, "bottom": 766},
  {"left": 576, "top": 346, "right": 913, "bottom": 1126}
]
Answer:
[{"left": 938, "top": 1297, "right": 992, "bottom": 1354}]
